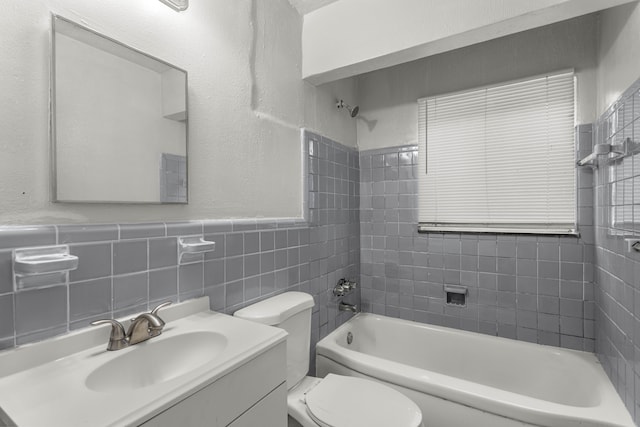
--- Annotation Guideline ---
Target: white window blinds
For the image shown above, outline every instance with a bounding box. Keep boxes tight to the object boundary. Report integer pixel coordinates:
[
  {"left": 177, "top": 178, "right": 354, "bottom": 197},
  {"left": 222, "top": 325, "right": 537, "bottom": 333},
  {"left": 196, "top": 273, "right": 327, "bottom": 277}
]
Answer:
[{"left": 418, "top": 71, "right": 576, "bottom": 234}]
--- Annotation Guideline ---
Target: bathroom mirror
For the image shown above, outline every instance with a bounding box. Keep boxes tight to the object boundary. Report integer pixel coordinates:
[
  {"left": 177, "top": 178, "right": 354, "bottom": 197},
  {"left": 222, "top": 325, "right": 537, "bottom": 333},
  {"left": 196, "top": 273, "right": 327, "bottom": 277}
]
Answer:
[{"left": 51, "top": 15, "right": 188, "bottom": 204}]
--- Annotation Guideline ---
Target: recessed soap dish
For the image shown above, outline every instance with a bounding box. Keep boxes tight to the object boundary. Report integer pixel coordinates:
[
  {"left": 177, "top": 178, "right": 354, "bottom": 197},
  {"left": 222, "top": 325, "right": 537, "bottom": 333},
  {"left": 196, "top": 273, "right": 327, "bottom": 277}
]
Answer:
[{"left": 445, "top": 285, "right": 468, "bottom": 307}]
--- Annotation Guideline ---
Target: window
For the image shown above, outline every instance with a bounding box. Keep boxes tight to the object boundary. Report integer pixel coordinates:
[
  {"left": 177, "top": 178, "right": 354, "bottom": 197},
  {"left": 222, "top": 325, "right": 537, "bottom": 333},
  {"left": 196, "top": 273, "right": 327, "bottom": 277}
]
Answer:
[{"left": 418, "top": 71, "right": 576, "bottom": 235}]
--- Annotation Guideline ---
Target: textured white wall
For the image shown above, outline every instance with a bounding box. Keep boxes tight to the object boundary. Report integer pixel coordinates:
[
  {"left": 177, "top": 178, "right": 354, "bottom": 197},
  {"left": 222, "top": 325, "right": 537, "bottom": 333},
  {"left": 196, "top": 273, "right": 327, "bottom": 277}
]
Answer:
[
  {"left": 0, "top": 0, "right": 356, "bottom": 224},
  {"left": 597, "top": 1, "right": 640, "bottom": 114},
  {"left": 356, "top": 15, "right": 599, "bottom": 151}
]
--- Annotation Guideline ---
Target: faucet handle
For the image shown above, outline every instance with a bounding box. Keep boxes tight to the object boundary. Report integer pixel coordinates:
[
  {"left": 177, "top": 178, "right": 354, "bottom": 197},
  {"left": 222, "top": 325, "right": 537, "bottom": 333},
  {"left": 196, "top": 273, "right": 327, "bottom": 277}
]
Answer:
[
  {"left": 334, "top": 279, "right": 357, "bottom": 296},
  {"left": 126, "top": 302, "right": 171, "bottom": 343},
  {"left": 342, "top": 279, "right": 357, "bottom": 292},
  {"left": 90, "top": 319, "right": 128, "bottom": 351},
  {"left": 150, "top": 301, "right": 172, "bottom": 317},
  {"left": 90, "top": 319, "right": 126, "bottom": 339}
]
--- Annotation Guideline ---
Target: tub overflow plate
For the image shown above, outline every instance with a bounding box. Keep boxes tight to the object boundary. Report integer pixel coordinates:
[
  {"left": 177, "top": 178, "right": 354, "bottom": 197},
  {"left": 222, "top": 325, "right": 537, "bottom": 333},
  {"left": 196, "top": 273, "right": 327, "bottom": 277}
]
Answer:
[{"left": 347, "top": 332, "right": 353, "bottom": 345}]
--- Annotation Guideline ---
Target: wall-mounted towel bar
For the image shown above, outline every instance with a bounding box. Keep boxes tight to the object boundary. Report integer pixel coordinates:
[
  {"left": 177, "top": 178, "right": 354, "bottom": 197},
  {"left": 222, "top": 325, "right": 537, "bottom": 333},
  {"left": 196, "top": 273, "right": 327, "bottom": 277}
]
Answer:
[
  {"left": 576, "top": 143, "right": 614, "bottom": 166},
  {"left": 626, "top": 239, "right": 640, "bottom": 253},
  {"left": 577, "top": 138, "right": 639, "bottom": 167}
]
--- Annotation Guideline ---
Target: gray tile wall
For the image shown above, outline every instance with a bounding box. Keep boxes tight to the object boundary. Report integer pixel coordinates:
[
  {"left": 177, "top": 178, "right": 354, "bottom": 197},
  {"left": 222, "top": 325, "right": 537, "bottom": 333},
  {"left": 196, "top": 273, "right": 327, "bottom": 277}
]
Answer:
[
  {"left": 359, "top": 136, "right": 596, "bottom": 351},
  {"left": 0, "top": 131, "right": 360, "bottom": 359},
  {"left": 594, "top": 78, "right": 640, "bottom": 422},
  {"left": 11, "top": 114, "right": 636, "bottom": 422}
]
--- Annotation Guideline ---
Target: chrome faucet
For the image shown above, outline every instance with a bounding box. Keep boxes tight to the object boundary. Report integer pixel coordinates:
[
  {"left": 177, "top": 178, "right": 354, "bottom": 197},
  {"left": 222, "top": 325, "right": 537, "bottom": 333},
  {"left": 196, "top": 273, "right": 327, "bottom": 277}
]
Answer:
[
  {"left": 91, "top": 301, "right": 171, "bottom": 351},
  {"left": 339, "top": 301, "right": 358, "bottom": 313},
  {"left": 333, "top": 278, "right": 357, "bottom": 297}
]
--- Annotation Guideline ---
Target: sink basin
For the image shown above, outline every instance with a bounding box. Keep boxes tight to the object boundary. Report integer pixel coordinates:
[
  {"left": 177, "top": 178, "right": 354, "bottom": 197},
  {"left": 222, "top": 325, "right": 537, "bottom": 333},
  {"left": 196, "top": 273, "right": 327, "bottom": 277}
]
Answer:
[
  {"left": 0, "top": 297, "right": 288, "bottom": 427},
  {"left": 86, "top": 331, "right": 227, "bottom": 392}
]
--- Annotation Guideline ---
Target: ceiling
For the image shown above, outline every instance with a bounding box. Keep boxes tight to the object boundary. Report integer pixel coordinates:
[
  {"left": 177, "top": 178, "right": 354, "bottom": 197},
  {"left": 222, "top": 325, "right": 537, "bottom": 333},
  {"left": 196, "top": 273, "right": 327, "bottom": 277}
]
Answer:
[
  {"left": 302, "top": 0, "right": 637, "bottom": 84},
  {"left": 288, "top": 0, "right": 341, "bottom": 15}
]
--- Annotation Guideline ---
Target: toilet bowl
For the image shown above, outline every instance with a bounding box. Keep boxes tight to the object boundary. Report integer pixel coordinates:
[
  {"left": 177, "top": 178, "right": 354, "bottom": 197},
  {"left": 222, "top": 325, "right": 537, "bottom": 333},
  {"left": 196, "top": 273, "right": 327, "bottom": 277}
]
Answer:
[
  {"left": 234, "top": 292, "right": 423, "bottom": 427},
  {"left": 287, "top": 374, "right": 423, "bottom": 427}
]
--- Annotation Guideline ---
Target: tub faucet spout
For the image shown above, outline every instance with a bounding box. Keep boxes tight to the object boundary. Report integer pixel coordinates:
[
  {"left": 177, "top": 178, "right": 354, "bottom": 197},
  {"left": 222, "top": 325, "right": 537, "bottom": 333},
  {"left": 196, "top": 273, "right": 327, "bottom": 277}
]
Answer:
[{"left": 339, "top": 301, "right": 358, "bottom": 313}]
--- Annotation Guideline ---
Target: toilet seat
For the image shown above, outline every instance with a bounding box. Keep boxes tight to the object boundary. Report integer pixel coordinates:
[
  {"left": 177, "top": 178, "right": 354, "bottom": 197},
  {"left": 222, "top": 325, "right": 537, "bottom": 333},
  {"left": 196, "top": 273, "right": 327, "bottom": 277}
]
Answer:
[{"left": 304, "top": 374, "right": 422, "bottom": 427}]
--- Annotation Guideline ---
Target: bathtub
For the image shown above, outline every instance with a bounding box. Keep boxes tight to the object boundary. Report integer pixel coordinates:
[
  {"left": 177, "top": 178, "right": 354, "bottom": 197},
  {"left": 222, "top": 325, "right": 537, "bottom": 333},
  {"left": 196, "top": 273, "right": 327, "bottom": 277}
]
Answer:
[{"left": 315, "top": 313, "right": 634, "bottom": 427}]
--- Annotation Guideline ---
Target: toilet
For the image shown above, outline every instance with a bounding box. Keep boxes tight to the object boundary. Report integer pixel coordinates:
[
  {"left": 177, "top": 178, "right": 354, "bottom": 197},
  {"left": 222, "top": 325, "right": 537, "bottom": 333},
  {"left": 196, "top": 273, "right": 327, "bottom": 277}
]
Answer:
[{"left": 234, "top": 292, "right": 423, "bottom": 427}]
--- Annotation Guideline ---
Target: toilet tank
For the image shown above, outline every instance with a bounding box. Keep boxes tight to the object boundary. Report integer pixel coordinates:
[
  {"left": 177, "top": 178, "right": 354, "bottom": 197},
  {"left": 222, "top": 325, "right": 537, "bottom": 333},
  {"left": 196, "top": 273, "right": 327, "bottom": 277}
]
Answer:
[{"left": 234, "top": 292, "right": 315, "bottom": 389}]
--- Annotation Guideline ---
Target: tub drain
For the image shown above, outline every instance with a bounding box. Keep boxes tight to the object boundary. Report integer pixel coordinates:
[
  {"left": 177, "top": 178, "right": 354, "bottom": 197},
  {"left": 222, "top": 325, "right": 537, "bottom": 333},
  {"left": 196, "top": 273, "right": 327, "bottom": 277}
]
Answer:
[{"left": 347, "top": 332, "right": 353, "bottom": 345}]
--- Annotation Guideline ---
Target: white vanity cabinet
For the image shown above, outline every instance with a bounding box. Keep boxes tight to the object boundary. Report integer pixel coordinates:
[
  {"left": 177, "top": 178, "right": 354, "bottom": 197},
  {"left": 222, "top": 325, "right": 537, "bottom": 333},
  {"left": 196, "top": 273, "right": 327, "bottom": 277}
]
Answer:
[
  {"left": 140, "top": 342, "right": 287, "bottom": 427},
  {"left": 0, "top": 298, "right": 289, "bottom": 427}
]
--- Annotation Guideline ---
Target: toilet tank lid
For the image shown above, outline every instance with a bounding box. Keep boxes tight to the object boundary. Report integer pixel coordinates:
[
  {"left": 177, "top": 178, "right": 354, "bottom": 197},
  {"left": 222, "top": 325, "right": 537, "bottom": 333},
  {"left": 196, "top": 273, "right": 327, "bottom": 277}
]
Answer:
[{"left": 234, "top": 292, "right": 315, "bottom": 325}]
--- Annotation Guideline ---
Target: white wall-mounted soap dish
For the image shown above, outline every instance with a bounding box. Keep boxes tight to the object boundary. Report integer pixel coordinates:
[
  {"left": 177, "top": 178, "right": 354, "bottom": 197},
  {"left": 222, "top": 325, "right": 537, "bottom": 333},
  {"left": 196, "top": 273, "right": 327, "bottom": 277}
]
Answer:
[
  {"left": 178, "top": 236, "right": 216, "bottom": 264},
  {"left": 13, "top": 245, "right": 79, "bottom": 291}
]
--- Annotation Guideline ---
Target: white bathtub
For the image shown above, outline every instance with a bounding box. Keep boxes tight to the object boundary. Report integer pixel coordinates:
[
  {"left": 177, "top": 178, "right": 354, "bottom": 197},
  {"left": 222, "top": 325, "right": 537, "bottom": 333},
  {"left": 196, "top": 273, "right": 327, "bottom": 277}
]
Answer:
[{"left": 315, "top": 313, "right": 634, "bottom": 427}]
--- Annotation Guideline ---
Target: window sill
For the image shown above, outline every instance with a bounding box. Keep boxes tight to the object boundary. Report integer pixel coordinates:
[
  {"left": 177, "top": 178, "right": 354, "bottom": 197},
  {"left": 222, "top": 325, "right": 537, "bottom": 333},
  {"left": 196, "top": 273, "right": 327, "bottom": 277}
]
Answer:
[{"left": 417, "top": 224, "right": 579, "bottom": 237}]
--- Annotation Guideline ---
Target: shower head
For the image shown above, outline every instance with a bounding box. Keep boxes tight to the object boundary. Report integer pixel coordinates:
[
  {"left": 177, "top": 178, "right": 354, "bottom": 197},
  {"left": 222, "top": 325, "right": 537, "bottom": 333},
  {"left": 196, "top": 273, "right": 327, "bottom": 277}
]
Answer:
[{"left": 337, "top": 99, "right": 359, "bottom": 118}]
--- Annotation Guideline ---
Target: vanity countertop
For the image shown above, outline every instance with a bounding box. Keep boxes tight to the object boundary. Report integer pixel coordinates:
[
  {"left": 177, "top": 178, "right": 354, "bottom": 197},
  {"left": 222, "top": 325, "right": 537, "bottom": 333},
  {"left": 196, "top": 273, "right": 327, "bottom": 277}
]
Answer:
[{"left": 0, "top": 298, "right": 286, "bottom": 427}]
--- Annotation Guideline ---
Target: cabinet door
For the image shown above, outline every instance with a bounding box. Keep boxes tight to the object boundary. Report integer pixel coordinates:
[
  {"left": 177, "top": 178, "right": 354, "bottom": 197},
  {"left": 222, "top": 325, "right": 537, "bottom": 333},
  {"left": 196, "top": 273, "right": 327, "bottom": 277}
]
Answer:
[
  {"left": 228, "top": 383, "right": 287, "bottom": 427},
  {"left": 140, "top": 343, "right": 286, "bottom": 427}
]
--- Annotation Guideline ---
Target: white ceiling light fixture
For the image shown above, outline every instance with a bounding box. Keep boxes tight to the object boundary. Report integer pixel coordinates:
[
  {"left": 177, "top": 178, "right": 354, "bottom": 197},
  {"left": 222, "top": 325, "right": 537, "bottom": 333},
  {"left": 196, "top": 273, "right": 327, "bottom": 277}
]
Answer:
[{"left": 159, "top": 0, "right": 189, "bottom": 12}]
